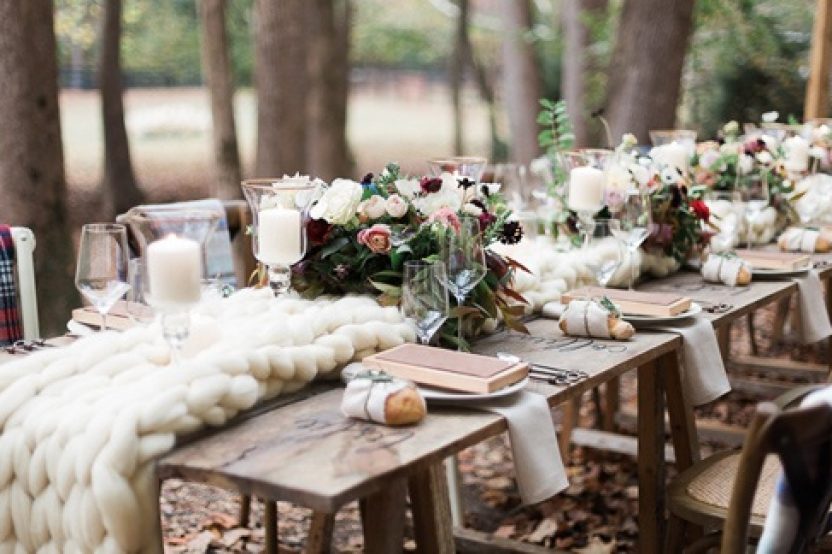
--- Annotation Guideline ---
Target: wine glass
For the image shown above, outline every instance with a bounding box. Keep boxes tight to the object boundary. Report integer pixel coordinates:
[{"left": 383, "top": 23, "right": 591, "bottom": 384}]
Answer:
[
  {"left": 740, "top": 174, "right": 770, "bottom": 249},
  {"left": 559, "top": 149, "right": 613, "bottom": 246},
  {"left": 75, "top": 223, "right": 131, "bottom": 331},
  {"left": 241, "top": 178, "right": 317, "bottom": 296},
  {"left": 610, "top": 191, "right": 652, "bottom": 290},
  {"left": 401, "top": 260, "right": 450, "bottom": 345},
  {"left": 126, "top": 257, "right": 155, "bottom": 325},
  {"left": 427, "top": 156, "right": 487, "bottom": 184},
  {"left": 585, "top": 219, "right": 624, "bottom": 288},
  {"left": 441, "top": 216, "right": 488, "bottom": 350}
]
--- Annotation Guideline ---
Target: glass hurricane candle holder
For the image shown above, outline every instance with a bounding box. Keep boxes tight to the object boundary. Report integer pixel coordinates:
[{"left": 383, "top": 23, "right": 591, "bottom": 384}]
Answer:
[
  {"left": 427, "top": 156, "right": 488, "bottom": 184},
  {"left": 123, "top": 207, "right": 220, "bottom": 361},
  {"left": 241, "top": 178, "right": 317, "bottom": 296},
  {"left": 559, "top": 149, "right": 613, "bottom": 247}
]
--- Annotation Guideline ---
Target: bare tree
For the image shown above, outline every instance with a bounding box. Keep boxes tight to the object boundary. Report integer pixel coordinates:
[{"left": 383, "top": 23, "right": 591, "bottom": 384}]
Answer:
[
  {"left": 254, "top": 0, "right": 308, "bottom": 177},
  {"left": 0, "top": 0, "right": 79, "bottom": 334},
  {"left": 500, "top": 0, "right": 543, "bottom": 165},
  {"left": 605, "top": 0, "right": 697, "bottom": 143},
  {"left": 306, "top": 0, "right": 353, "bottom": 181},
  {"left": 562, "top": 0, "right": 608, "bottom": 147},
  {"left": 199, "top": 0, "right": 243, "bottom": 198},
  {"left": 99, "top": 0, "right": 144, "bottom": 215}
]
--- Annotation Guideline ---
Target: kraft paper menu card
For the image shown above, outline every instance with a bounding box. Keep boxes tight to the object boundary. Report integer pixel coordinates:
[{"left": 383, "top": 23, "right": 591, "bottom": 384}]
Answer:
[
  {"left": 736, "top": 249, "right": 812, "bottom": 270},
  {"left": 561, "top": 287, "right": 692, "bottom": 317},
  {"left": 362, "top": 344, "right": 529, "bottom": 393}
]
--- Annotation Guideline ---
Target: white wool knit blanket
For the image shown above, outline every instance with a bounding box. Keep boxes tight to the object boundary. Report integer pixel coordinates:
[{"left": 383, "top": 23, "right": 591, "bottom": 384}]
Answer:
[{"left": 0, "top": 288, "right": 413, "bottom": 553}]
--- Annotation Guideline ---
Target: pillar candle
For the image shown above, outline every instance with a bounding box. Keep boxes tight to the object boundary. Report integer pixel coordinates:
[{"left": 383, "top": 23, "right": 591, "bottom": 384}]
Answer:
[
  {"left": 784, "top": 136, "right": 810, "bottom": 173},
  {"left": 567, "top": 166, "right": 605, "bottom": 213},
  {"left": 258, "top": 207, "right": 302, "bottom": 265},
  {"left": 651, "top": 141, "right": 689, "bottom": 172},
  {"left": 147, "top": 235, "right": 202, "bottom": 305}
]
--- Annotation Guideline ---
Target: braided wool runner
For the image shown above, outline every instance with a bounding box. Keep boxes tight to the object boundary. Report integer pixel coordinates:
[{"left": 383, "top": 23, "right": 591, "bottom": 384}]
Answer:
[{"left": 0, "top": 288, "right": 413, "bottom": 552}]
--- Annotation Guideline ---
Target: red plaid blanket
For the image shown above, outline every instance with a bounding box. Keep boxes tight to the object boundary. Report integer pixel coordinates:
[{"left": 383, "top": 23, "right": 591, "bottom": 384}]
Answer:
[{"left": 0, "top": 225, "right": 22, "bottom": 345}]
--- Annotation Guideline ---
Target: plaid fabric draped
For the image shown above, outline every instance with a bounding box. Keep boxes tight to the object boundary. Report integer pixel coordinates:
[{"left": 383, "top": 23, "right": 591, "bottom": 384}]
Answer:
[{"left": 0, "top": 225, "right": 23, "bottom": 346}]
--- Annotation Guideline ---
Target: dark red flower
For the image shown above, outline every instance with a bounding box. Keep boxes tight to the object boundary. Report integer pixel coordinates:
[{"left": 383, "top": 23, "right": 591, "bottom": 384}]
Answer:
[
  {"left": 478, "top": 210, "right": 497, "bottom": 230},
  {"left": 307, "top": 218, "right": 332, "bottom": 245},
  {"left": 690, "top": 199, "right": 710, "bottom": 221},
  {"left": 419, "top": 176, "right": 443, "bottom": 194}
]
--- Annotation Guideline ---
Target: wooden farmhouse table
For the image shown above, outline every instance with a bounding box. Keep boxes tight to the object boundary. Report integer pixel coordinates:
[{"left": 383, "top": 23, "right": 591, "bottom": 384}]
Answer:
[{"left": 0, "top": 262, "right": 817, "bottom": 553}]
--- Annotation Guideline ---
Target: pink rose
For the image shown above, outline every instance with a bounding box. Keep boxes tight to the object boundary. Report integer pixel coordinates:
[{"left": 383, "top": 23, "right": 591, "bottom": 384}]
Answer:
[
  {"left": 357, "top": 224, "right": 392, "bottom": 254},
  {"left": 427, "top": 207, "right": 461, "bottom": 232}
]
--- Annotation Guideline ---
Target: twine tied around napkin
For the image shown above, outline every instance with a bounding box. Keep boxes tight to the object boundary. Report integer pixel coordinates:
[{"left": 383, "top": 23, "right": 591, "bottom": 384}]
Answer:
[
  {"left": 778, "top": 227, "right": 830, "bottom": 253},
  {"left": 701, "top": 253, "right": 751, "bottom": 286},
  {"left": 558, "top": 298, "right": 635, "bottom": 341}
]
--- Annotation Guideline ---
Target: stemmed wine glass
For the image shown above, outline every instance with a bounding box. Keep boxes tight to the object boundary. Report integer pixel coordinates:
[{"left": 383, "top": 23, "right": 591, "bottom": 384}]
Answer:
[
  {"left": 610, "top": 191, "right": 652, "bottom": 290},
  {"left": 740, "top": 174, "right": 770, "bottom": 249},
  {"left": 585, "top": 219, "right": 624, "bottom": 288},
  {"left": 401, "top": 260, "right": 450, "bottom": 345},
  {"left": 75, "top": 223, "right": 131, "bottom": 331},
  {"left": 441, "top": 216, "right": 487, "bottom": 350}
]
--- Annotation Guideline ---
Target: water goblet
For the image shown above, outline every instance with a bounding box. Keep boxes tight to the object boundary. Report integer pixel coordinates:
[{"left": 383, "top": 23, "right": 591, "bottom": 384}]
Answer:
[
  {"left": 585, "top": 219, "right": 624, "bottom": 288},
  {"left": 401, "top": 260, "right": 450, "bottom": 346},
  {"left": 441, "top": 216, "right": 487, "bottom": 350},
  {"left": 610, "top": 191, "right": 652, "bottom": 290},
  {"left": 75, "top": 223, "right": 131, "bottom": 331}
]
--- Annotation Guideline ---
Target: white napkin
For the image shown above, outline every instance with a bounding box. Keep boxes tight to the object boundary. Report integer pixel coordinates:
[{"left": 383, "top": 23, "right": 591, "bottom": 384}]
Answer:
[
  {"left": 793, "top": 270, "right": 832, "bottom": 343},
  {"left": 649, "top": 316, "right": 731, "bottom": 406},
  {"left": 701, "top": 255, "right": 748, "bottom": 286},
  {"left": 471, "top": 390, "right": 568, "bottom": 504}
]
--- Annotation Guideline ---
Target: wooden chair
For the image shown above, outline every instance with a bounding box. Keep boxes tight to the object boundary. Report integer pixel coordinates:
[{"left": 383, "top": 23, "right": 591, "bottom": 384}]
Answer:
[{"left": 666, "top": 386, "right": 832, "bottom": 553}]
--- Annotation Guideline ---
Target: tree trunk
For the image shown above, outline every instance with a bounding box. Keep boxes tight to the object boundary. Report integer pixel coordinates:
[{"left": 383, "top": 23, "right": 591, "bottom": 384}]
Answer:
[
  {"left": 501, "top": 0, "right": 543, "bottom": 165},
  {"left": 605, "top": 0, "right": 696, "bottom": 144},
  {"left": 99, "top": 0, "right": 143, "bottom": 215},
  {"left": 306, "top": 0, "right": 352, "bottom": 181},
  {"left": 450, "top": 0, "right": 468, "bottom": 156},
  {"left": 0, "top": 0, "right": 79, "bottom": 335},
  {"left": 199, "top": 0, "right": 243, "bottom": 199},
  {"left": 254, "top": 0, "right": 308, "bottom": 177},
  {"left": 562, "top": 0, "right": 608, "bottom": 147}
]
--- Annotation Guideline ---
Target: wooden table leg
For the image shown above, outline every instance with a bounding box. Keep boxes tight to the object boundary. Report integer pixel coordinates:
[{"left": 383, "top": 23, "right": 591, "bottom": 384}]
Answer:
[
  {"left": 360, "top": 477, "right": 407, "bottom": 554},
  {"left": 661, "top": 351, "right": 700, "bottom": 471},
  {"left": 409, "top": 463, "right": 454, "bottom": 553},
  {"left": 717, "top": 325, "right": 731, "bottom": 360},
  {"left": 445, "top": 455, "right": 465, "bottom": 527},
  {"left": 771, "top": 296, "right": 791, "bottom": 344},
  {"left": 559, "top": 396, "right": 580, "bottom": 457},
  {"left": 239, "top": 494, "right": 251, "bottom": 527},
  {"left": 746, "top": 312, "right": 759, "bottom": 356},
  {"left": 637, "top": 359, "right": 666, "bottom": 554},
  {"left": 603, "top": 377, "right": 620, "bottom": 432},
  {"left": 307, "top": 512, "right": 336, "bottom": 553},
  {"left": 265, "top": 501, "right": 278, "bottom": 554}
]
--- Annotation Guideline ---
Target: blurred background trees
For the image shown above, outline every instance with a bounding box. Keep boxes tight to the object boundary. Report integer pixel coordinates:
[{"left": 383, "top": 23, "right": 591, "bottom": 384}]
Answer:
[{"left": 0, "top": 0, "right": 823, "bottom": 331}]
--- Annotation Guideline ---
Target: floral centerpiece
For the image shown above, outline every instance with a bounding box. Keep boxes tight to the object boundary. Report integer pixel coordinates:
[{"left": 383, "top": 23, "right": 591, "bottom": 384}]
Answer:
[{"left": 290, "top": 164, "right": 528, "bottom": 349}]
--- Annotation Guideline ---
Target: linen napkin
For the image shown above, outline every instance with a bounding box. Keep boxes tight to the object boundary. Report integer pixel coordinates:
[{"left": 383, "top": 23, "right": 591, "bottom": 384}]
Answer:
[
  {"left": 792, "top": 270, "right": 832, "bottom": 344},
  {"left": 649, "top": 316, "right": 731, "bottom": 406},
  {"left": 0, "top": 225, "right": 22, "bottom": 347},
  {"left": 470, "top": 390, "right": 568, "bottom": 504}
]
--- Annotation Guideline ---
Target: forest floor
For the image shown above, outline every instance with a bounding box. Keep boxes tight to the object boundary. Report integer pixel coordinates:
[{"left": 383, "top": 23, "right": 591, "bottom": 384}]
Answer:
[{"left": 158, "top": 301, "right": 823, "bottom": 553}]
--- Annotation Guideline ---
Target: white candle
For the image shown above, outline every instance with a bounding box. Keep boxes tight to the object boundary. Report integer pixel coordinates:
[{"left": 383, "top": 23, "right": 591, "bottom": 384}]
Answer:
[
  {"left": 784, "top": 136, "right": 810, "bottom": 172},
  {"left": 650, "top": 141, "right": 689, "bottom": 172},
  {"left": 147, "top": 235, "right": 202, "bottom": 305},
  {"left": 567, "top": 166, "right": 605, "bottom": 213},
  {"left": 258, "top": 207, "right": 302, "bottom": 265}
]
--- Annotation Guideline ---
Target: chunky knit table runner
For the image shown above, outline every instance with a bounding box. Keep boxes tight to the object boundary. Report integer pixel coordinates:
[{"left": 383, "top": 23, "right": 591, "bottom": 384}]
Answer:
[{"left": 0, "top": 288, "right": 413, "bottom": 552}]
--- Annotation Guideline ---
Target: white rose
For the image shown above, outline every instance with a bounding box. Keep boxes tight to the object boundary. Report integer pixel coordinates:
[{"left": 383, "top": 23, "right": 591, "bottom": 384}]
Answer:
[
  {"left": 395, "top": 178, "right": 421, "bottom": 199},
  {"left": 413, "top": 190, "right": 462, "bottom": 215},
  {"left": 738, "top": 153, "right": 754, "bottom": 175},
  {"left": 606, "top": 164, "right": 632, "bottom": 192},
  {"left": 760, "top": 134, "right": 779, "bottom": 151},
  {"left": 762, "top": 111, "right": 779, "bottom": 123},
  {"left": 755, "top": 151, "right": 774, "bottom": 167},
  {"left": 385, "top": 194, "right": 408, "bottom": 218},
  {"left": 358, "top": 196, "right": 387, "bottom": 219},
  {"left": 310, "top": 178, "right": 363, "bottom": 224},
  {"left": 629, "top": 164, "right": 651, "bottom": 187}
]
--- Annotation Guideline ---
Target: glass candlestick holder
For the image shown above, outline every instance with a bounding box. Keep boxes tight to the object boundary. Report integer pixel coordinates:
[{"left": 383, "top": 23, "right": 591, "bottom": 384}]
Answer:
[{"left": 241, "top": 178, "right": 317, "bottom": 296}]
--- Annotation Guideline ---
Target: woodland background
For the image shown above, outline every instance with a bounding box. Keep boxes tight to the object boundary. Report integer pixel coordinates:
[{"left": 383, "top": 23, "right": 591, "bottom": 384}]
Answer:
[{"left": 0, "top": 0, "right": 819, "bottom": 331}]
